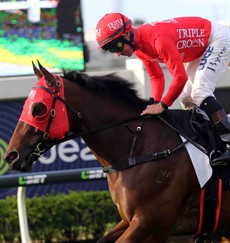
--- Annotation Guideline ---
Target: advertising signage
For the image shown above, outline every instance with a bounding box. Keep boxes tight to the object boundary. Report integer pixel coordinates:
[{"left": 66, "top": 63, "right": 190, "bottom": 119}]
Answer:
[{"left": 0, "top": 100, "right": 108, "bottom": 198}]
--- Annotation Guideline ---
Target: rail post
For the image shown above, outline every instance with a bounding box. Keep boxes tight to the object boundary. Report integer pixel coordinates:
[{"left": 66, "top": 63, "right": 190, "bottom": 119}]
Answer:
[{"left": 17, "top": 187, "right": 30, "bottom": 243}]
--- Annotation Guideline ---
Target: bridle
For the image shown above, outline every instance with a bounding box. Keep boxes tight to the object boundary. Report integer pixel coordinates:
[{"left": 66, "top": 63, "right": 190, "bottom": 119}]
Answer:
[
  {"left": 28, "top": 76, "right": 193, "bottom": 172},
  {"left": 29, "top": 77, "right": 82, "bottom": 161},
  {"left": 29, "top": 76, "right": 147, "bottom": 162}
]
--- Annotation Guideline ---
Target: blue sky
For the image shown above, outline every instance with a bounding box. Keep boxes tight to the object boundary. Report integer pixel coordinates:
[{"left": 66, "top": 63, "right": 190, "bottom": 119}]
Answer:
[{"left": 81, "top": 0, "right": 230, "bottom": 31}]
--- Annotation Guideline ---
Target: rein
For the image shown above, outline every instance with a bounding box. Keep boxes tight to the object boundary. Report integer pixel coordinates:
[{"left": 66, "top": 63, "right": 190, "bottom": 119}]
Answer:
[
  {"left": 51, "top": 115, "right": 147, "bottom": 145},
  {"left": 30, "top": 80, "right": 195, "bottom": 173},
  {"left": 30, "top": 80, "right": 149, "bottom": 160}
]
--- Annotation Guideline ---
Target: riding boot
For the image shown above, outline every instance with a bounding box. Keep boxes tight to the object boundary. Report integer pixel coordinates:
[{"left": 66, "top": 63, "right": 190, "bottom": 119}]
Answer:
[
  {"left": 210, "top": 110, "right": 230, "bottom": 164},
  {"left": 200, "top": 96, "right": 230, "bottom": 164}
]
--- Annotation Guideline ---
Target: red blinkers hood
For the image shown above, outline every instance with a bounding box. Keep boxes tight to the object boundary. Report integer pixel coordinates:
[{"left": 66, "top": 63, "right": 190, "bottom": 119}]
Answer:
[{"left": 19, "top": 76, "right": 69, "bottom": 140}]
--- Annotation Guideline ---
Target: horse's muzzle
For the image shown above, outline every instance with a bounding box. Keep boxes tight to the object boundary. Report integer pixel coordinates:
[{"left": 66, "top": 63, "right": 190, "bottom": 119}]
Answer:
[
  {"left": 4, "top": 150, "right": 33, "bottom": 172},
  {"left": 4, "top": 150, "right": 19, "bottom": 165}
]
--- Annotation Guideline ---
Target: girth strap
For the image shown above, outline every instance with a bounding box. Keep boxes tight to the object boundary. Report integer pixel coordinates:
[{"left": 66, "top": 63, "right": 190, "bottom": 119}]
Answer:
[{"left": 103, "top": 141, "right": 187, "bottom": 174}]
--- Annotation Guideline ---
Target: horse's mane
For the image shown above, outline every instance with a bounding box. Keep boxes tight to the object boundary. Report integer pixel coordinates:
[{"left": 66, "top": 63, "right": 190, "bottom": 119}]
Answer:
[{"left": 62, "top": 70, "right": 147, "bottom": 107}]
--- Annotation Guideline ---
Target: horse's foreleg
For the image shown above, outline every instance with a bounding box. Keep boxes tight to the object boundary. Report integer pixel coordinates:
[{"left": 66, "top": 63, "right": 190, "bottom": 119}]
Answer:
[
  {"left": 115, "top": 219, "right": 170, "bottom": 243},
  {"left": 96, "top": 220, "right": 129, "bottom": 243}
]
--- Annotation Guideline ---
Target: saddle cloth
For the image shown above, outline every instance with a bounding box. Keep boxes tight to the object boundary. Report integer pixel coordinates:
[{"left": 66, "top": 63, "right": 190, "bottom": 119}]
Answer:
[
  {"left": 161, "top": 109, "right": 230, "bottom": 189},
  {"left": 180, "top": 135, "right": 212, "bottom": 188}
]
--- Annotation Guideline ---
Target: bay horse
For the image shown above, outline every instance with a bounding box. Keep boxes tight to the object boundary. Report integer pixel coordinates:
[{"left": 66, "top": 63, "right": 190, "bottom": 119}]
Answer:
[{"left": 4, "top": 61, "right": 230, "bottom": 243}]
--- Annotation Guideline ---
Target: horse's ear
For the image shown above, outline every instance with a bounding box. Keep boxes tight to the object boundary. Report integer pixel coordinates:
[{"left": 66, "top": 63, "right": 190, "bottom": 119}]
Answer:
[
  {"left": 32, "top": 61, "right": 43, "bottom": 79},
  {"left": 37, "top": 60, "right": 56, "bottom": 87}
]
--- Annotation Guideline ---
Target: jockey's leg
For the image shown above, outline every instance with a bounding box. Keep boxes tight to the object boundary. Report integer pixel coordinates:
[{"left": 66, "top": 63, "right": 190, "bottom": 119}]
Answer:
[
  {"left": 200, "top": 96, "right": 230, "bottom": 163},
  {"left": 191, "top": 23, "right": 230, "bottom": 164}
]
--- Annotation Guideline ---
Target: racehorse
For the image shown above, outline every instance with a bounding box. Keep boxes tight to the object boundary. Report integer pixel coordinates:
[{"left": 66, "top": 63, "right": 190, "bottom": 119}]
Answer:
[{"left": 4, "top": 61, "right": 230, "bottom": 243}]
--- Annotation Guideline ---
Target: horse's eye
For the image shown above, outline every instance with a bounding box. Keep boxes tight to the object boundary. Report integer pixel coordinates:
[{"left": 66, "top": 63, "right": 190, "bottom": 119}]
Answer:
[{"left": 31, "top": 103, "right": 47, "bottom": 117}]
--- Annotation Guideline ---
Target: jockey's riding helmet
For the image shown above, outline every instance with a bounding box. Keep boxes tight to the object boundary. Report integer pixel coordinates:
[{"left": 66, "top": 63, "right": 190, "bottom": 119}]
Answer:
[{"left": 96, "top": 13, "right": 133, "bottom": 51}]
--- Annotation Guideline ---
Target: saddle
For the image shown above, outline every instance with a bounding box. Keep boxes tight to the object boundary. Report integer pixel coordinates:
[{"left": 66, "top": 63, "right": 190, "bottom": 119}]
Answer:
[
  {"left": 161, "top": 108, "right": 230, "bottom": 238},
  {"left": 160, "top": 108, "right": 227, "bottom": 162}
]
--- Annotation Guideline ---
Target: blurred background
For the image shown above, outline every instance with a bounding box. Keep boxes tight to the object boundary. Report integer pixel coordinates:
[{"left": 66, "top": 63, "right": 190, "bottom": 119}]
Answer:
[{"left": 0, "top": 0, "right": 229, "bottom": 76}]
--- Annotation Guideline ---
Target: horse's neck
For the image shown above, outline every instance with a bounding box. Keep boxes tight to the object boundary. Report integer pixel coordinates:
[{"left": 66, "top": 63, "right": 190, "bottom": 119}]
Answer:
[
  {"left": 82, "top": 123, "right": 138, "bottom": 167},
  {"left": 78, "top": 96, "right": 144, "bottom": 167},
  {"left": 65, "top": 81, "right": 177, "bottom": 167}
]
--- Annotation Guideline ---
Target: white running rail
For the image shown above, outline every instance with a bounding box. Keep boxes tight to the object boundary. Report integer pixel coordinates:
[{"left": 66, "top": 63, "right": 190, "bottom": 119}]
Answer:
[{"left": 0, "top": 168, "right": 106, "bottom": 243}]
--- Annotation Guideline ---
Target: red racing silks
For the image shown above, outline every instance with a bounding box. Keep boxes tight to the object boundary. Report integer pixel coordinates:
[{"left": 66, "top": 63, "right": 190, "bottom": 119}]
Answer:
[{"left": 19, "top": 76, "right": 69, "bottom": 140}]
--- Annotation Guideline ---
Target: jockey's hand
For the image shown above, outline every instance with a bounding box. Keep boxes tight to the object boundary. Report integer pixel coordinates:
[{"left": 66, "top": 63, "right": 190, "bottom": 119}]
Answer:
[{"left": 141, "top": 103, "right": 166, "bottom": 115}]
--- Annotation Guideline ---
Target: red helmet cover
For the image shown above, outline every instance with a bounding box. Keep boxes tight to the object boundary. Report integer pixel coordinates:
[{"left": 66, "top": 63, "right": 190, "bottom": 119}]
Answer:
[{"left": 96, "top": 13, "right": 132, "bottom": 48}]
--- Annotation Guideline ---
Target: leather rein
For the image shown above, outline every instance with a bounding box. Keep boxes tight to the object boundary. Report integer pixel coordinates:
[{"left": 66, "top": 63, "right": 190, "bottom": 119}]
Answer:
[
  {"left": 29, "top": 80, "right": 188, "bottom": 173},
  {"left": 29, "top": 80, "right": 146, "bottom": 161}
]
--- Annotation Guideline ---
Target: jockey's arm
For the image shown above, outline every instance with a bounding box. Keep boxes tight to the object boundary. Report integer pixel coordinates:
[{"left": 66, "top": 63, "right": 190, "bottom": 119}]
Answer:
[
  {"left": 154, "top": 35, "right": 188, "bottom": 107},
  {"left": 142, "top": 60, "right": 165, "bottom": 103}
]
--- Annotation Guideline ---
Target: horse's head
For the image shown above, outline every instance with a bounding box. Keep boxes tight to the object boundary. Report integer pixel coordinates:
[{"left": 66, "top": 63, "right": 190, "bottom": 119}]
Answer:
[{"left": 4, "top": 61, "right": 69, "bottom": 172}]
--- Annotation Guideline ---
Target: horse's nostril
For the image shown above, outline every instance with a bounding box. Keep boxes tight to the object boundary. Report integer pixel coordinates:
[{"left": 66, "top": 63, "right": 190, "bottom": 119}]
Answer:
[{"left": 4, "top": 151, "right": 20, "bottom": 164}]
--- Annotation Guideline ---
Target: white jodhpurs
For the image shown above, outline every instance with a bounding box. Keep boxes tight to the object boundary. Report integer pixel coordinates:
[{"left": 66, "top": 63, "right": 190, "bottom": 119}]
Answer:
[{"left": 179, "top": 22, "right": 230, "bottom": 110}]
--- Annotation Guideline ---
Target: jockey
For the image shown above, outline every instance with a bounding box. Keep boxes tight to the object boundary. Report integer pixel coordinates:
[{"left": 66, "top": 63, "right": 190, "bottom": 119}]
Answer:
[{"left": 95, "top": 13, "right": 230, "bottom": 164}]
